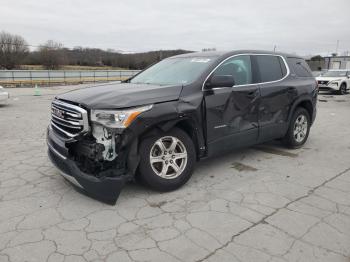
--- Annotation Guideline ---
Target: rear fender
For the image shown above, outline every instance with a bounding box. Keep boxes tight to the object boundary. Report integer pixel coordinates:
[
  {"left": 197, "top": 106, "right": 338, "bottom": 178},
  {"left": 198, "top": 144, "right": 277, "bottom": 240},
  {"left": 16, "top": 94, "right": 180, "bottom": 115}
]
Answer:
[{"left": 287, "top": 96, "right": 314, "bottom": 127}]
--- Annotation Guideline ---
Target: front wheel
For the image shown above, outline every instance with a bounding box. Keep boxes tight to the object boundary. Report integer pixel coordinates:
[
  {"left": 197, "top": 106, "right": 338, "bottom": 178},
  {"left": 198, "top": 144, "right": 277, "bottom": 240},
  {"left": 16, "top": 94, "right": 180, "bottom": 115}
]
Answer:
[
  {"left": 138, "top": 128, "right": 196, "bottom": 192},
  {"left": 283, "top": 107, "right": 311, "bottom": 148},
  {"left": 338, "top": 83, "right": 347, "bottom": 95}
]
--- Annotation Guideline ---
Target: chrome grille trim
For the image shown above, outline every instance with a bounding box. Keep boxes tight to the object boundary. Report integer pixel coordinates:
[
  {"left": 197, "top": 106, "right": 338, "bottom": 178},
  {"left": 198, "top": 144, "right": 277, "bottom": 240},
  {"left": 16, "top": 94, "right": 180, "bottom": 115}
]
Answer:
[
  {"left": 51, "top": 100, "right": 89, "bottom": 137},
  {"left": 52, "top": 118, "right": 82, "bottom": 130},
  {"left": 51, "top": 114, "right": 83, "bottom": 127},
  {"left": 51, "top": 121, "right": 76, "bottom": 137}
]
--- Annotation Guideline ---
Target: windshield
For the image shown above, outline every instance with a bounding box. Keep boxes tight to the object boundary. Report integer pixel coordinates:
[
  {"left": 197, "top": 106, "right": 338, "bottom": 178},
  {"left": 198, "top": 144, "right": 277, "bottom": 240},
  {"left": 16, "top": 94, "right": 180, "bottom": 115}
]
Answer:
[
  {"left": 322, "top": 71, "right": 347, "bottom": 77},
  {"left": 312, "top": 71, "right": 322, "bottom": 77},
  {"left": 130, "top": 57, "right": 214, "bottom": 85}
]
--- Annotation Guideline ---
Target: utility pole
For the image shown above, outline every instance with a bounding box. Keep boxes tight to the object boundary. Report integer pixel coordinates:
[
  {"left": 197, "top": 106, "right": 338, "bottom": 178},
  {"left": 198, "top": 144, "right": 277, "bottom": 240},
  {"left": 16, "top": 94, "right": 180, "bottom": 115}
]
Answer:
[
  {"left": 335, "top": 40, "right": 339, "bottom": 56},
  {"left": 273, "top": 45, "right": 277, "bottom": 53}
]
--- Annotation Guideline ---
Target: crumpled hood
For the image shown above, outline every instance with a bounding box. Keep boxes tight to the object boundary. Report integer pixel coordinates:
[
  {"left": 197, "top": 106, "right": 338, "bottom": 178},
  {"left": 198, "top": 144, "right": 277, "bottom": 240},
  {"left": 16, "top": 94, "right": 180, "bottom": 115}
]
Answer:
[{"left": 56, "top": 82, "right": 183, "bottom": 109}]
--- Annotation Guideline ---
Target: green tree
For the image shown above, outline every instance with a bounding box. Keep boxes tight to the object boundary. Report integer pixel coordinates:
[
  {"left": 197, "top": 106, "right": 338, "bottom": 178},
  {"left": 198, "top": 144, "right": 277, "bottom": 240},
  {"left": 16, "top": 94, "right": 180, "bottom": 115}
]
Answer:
[{"left": 310, "top": 55, "right": 324, "bottom": 61}]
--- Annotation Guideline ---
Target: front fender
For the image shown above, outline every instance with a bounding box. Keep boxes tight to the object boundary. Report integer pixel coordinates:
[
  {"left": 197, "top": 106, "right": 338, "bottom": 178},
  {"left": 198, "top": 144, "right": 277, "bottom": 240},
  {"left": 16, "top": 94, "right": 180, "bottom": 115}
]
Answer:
[{"left": 127, "top": 96, "right": 206, "bottom": 161}]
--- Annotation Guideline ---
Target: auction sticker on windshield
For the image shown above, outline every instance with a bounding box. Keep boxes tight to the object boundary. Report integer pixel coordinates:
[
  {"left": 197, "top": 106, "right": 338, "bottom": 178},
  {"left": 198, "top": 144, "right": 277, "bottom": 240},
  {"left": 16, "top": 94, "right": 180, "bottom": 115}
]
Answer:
[{"left": 191, "top": 58, "right": 211, "bottom": 63}]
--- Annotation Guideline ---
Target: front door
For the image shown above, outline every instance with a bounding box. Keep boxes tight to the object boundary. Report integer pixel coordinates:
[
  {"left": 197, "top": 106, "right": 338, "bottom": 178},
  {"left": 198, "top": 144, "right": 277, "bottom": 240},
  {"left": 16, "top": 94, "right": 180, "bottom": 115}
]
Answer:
[{"left": 204, "top": 55, "right": 260, "bottom": 156}]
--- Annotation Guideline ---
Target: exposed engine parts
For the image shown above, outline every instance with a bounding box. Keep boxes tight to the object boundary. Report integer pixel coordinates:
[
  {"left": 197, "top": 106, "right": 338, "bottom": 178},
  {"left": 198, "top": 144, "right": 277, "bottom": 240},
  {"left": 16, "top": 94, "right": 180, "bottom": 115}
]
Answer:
[
  {"left": 67, "top": 125, "right": 121, "bottom": 176},
  {"left": 92, "top": 124, "right": 118, "bottom": 161}
]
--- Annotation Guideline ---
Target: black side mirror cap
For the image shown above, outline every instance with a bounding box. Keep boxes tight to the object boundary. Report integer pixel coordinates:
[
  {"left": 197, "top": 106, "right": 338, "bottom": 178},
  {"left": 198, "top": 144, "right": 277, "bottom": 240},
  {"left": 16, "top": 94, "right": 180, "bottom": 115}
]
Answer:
[{"left": 205, "top": 75, "right": 235, "bottom": 89}]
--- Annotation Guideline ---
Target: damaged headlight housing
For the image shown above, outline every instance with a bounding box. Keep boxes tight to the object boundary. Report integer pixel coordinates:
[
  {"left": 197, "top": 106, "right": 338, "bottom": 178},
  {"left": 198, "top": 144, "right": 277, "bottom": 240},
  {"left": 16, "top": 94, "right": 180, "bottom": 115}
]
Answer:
[{"left": 91, "top": 105, "right": 153, "bottom": 128}]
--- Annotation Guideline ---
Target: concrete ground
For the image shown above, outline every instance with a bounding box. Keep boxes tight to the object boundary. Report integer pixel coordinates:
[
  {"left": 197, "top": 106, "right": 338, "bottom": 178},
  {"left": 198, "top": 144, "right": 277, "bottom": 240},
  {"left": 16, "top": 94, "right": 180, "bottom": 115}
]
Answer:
[{"left": 0, "top": 85, "right": 350, "bottom": 262}]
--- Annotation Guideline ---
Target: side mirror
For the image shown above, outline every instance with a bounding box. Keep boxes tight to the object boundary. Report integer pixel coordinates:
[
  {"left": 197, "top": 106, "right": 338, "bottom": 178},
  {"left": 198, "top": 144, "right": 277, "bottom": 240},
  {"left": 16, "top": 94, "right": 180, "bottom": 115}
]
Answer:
[{"left": 206, "top": 75, "right": 235, "bottom": 89}]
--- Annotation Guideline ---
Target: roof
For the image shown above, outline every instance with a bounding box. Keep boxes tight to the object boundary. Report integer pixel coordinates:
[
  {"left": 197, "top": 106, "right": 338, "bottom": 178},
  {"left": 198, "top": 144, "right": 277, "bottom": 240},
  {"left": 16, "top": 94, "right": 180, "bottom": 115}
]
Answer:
[{"left": 170, "top": 50, "right": 302, "bottom": 59}]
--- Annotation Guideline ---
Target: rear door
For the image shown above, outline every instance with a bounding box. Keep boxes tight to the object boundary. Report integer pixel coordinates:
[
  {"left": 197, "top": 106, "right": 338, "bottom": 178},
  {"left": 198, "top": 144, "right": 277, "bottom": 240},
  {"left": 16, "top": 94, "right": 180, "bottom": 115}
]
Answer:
[
  {"left": 252, "top": 55, "right": 295, "bottom": 142},
  {"left": 204, "top": 55, "right": 260, "bottom": 155}
]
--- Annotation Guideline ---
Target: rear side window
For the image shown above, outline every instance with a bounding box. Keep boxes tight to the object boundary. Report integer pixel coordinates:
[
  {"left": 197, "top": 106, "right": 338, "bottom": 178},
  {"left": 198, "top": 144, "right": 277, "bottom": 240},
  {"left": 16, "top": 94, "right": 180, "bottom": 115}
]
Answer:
[
  {"left": 255, "top": 55, "right": 286, "bottom": 82},
  {"left": 287, "top": 57, "right": 313, "bottom": 77}
]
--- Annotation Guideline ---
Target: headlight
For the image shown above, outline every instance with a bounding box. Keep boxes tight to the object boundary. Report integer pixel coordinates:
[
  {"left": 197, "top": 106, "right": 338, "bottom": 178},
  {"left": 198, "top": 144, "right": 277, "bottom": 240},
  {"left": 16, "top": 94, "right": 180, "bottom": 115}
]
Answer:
[
  {"left": 329, "top": 81, "right": 338, "bottom": 86},
  {"left": 91, "top": 105, "right": 153, "bottom": 128}
]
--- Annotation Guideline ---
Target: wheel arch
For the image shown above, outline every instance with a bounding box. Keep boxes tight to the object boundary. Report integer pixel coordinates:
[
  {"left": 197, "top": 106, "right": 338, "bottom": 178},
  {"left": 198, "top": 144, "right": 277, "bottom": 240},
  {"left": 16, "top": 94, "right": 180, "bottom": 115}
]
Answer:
[
  {"left": 298, "top": 100, "right": 314, "bottom": 120},
  {"left": 287, "top": 97, "right": 314, "bottom": 126},
  {"left": 128, "top": 116, "right": 204, "bottom": 173},
  {"left": 150, "top": 117, "right": 204, "bottom": 160}
]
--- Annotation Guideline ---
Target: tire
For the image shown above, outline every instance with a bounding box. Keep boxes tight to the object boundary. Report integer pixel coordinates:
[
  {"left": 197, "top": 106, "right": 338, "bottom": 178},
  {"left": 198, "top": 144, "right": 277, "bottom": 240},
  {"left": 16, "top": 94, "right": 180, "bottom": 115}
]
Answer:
[
  {"left": 338, "top": 83, "right": 347, "bottom": 95},
  {"left": 138, "top": 127, "right": 196, "bottom": 192},
  {"left": 283, "top": 107, "right": 311, "bottom": 148}
]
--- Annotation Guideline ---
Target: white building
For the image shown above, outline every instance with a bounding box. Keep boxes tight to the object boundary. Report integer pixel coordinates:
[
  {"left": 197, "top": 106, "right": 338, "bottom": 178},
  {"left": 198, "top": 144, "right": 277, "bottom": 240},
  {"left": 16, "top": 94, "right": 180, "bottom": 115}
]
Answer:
[{"left": 324, "top": 56, "right": 350, "bottom": 69}]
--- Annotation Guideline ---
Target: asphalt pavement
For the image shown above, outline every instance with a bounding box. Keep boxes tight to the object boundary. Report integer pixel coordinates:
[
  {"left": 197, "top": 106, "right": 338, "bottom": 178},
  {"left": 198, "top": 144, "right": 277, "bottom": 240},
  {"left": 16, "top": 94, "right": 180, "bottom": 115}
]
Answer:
[{"left": 0, "top": 86, "right": 349, "bottom": 262}]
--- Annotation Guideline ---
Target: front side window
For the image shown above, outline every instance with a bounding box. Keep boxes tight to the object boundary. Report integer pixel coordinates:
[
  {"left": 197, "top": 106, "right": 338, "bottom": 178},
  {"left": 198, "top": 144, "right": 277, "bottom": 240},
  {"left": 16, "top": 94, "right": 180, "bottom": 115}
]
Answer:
[
  {"left": 212, "top": 55, "right": 252, "bottom": 86},
  {"left": 130, "top": 57, "right": 214, "bottom": 85},
  {"left": 255, "top": 55, "right": 286, "bottom": 82}
]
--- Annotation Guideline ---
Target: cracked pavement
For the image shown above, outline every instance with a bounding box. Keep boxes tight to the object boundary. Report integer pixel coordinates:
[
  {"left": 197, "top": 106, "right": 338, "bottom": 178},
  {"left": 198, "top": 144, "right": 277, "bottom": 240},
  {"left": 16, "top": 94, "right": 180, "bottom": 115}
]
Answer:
[{"left": 1, "top": 86, "right": 350, "bottom": 262}]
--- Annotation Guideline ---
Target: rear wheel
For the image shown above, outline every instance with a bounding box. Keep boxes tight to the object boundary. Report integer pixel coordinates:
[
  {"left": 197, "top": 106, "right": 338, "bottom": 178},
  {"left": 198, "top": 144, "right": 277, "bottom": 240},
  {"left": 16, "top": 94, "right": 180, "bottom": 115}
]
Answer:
[
  {"left": 283, "top": 107, "right": 310, "bottom": 148},
  {"left": 138, "top": 128, "right": 196, "bottom": 191},
  {"left": 338, "top": 83, "right": 347, "bottom": 95}
]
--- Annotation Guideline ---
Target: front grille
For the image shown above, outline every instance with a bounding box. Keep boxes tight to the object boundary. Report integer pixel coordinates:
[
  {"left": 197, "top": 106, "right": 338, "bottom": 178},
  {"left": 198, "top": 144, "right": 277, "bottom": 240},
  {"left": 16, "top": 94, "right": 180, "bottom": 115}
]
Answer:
[
  {"left": 318, "top": 80, "right": 329, "bottom": 85},
  {"left": 51, "top": 100, "right": 89, "bottom": 138}
]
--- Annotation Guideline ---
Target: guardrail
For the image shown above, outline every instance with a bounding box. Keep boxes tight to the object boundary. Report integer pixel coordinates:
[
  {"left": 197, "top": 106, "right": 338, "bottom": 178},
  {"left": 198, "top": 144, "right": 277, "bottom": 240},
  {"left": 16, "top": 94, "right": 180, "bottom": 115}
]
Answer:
[{"left": 0, "top": 70, "right": 141, "bottom": 87}]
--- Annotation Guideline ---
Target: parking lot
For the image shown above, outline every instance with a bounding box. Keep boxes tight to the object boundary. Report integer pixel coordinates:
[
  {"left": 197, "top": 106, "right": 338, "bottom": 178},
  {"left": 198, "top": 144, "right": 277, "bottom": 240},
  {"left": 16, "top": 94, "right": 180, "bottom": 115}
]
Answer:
[{"left": 0, "top": 86, "right": 350, "bottom": 262}]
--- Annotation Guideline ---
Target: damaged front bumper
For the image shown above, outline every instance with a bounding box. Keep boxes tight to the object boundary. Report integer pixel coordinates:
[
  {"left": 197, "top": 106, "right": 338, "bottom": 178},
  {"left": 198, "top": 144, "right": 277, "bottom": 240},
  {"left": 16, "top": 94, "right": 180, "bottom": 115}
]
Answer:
[{"left": 47, "top": 126, "right": 131, "bottom": 204}]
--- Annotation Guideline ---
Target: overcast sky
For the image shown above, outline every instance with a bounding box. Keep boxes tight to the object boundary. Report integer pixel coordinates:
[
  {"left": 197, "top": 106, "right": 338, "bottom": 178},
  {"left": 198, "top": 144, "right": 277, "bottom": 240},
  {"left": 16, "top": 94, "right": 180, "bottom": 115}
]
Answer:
[{"left": 1, "top": 0, "right": 349, "bottom": 55}]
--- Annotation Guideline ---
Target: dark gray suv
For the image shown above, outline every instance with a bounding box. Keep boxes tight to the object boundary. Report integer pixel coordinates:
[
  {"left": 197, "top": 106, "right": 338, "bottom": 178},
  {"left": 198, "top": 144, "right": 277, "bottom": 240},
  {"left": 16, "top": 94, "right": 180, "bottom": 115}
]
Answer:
[{"left": 47, "top": 50, "right": 318, "bottom": 203}]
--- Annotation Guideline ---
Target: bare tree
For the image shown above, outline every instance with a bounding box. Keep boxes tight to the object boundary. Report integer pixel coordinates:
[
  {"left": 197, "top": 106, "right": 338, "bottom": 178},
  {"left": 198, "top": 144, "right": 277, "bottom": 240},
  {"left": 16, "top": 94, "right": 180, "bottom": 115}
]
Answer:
[
  {"left": 0, "top": 31, "right": 29, "bottom": 69},
  {"left": 24, "top": 47, "right": 190, "bottom": 70},
  {"left": 39, "top": 40, "right": 66, "bottom": 69}
]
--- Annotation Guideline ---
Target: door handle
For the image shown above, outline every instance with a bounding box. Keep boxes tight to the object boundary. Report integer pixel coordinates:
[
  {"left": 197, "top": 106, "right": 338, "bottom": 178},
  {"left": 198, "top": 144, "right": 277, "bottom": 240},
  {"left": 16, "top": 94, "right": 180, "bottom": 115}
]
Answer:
[{"left": 246, "top": 91, "right": 257, "bottom": 98}]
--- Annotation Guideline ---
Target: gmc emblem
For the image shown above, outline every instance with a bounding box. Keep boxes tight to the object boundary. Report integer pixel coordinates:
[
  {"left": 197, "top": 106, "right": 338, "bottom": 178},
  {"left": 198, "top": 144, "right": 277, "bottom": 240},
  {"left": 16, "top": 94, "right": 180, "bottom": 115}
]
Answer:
[{"left": 52, "top": 108, "right": 65, "bottom": 118}]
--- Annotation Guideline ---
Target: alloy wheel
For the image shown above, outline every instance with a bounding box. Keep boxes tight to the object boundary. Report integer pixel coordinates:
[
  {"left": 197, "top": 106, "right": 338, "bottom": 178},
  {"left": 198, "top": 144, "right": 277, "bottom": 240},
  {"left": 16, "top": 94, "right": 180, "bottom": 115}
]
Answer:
[
  {"left": 149, "top": 136, "right": 188, "bottom": 179},
  {"left": 293, "top": 114, "right": 308, "bottom": 143}
]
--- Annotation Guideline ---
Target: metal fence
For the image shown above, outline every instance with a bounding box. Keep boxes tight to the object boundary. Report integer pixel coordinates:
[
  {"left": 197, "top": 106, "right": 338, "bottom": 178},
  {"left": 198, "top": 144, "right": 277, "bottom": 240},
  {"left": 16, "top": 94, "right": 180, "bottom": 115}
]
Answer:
[{"left": 0, "top": 70, "right": 140, "bottom": 87}]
